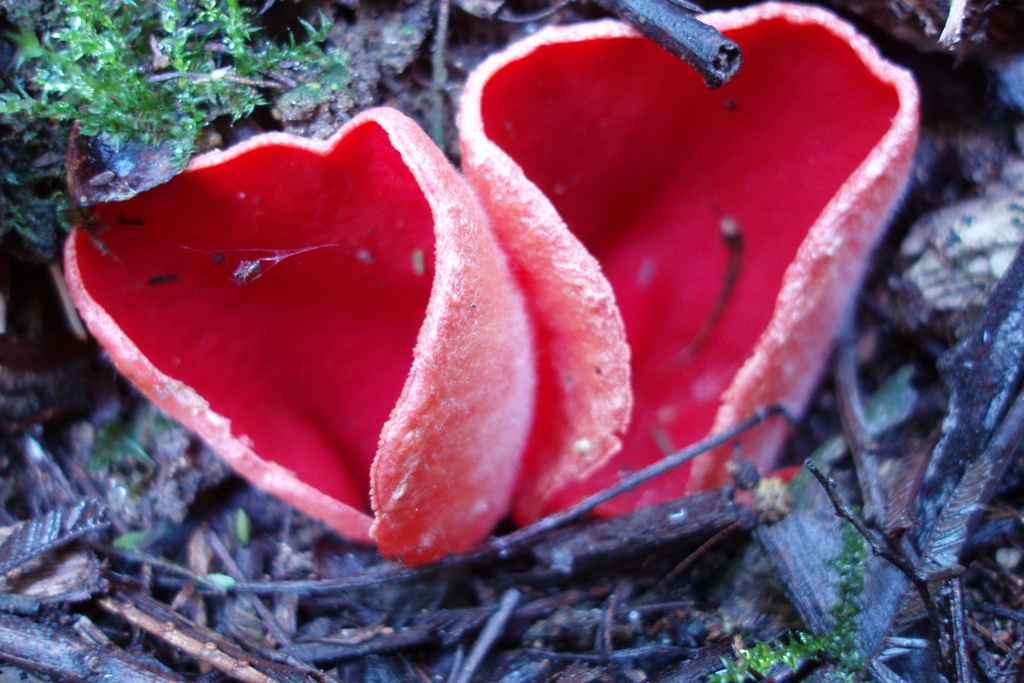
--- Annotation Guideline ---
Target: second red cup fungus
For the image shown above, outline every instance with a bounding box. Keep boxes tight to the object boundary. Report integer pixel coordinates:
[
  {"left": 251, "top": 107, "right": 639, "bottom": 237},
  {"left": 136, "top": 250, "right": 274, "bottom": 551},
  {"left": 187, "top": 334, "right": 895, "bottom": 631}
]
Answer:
[{"left": 459, "top": 2, "right": 920, "bottom": 521}]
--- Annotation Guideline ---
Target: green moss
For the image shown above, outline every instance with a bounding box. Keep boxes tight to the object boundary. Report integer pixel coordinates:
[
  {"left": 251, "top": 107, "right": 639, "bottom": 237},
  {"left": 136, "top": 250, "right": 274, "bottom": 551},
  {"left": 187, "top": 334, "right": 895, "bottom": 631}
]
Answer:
[
  {"left": 710, "top": 632, "right": 830, "bottom": 683},
  {"left": 1, "top": 0, "right": 350, "bottom": 258},
  {"left": 825, "top": 522, "right": 869, "bottom": 678},
  {"left": 0, "top": 118, "right": 69, "bottom": 260},
  {"left": 710, "top": 522, "right": 869, "bottom": 682}
]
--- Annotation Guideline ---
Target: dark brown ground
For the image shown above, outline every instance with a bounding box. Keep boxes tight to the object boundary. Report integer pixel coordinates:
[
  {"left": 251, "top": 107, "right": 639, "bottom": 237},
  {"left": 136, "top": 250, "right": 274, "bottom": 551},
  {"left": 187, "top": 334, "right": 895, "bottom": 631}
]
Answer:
[{"left": 0, "top": 1, "right": 1023, "bottom": 681}]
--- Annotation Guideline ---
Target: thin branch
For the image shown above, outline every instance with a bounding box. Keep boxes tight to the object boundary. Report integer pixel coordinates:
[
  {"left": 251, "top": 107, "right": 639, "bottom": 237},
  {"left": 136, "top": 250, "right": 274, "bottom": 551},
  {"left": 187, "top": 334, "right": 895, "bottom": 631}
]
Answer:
[
  {"left": 232, "top": 406, "right": 787, "bottom": 595},
  {"left": 98, "top": 589, "right": 319, "bottom": 683},
  {"left": 676, "top": 213, "right": 743, "bottom": 363},
  {"left": 486, "top": 405, "right": 787, "bottom": 557},
  {"left": 205, "top": 529, "right": 293, "bottom": 647},
  {"left": 448, "top": 589, "right": 520, "bottom": 683},
  {"left": 0, "top": 610, "right": 185, "bottom": 682},
  {"left": 147, "top": 70, "right": 282, "bottom": 89},
  {"left": 428, "top": 0, "right": 450, "bottom": 147},
  {"left": 803, "top": 460, "right": 916, "bottom": 580},
  {"left": 939, "top": 0, "right": 968, "bottom": 46},
  {"left": 833, "top": 339, "right": 885, "bottom": 525},
  {"left": 804, "top": 459, "right": 944, "bottom": 646},
  {"left": 589, "top": 0, "right": 741, "bottom": 87}
]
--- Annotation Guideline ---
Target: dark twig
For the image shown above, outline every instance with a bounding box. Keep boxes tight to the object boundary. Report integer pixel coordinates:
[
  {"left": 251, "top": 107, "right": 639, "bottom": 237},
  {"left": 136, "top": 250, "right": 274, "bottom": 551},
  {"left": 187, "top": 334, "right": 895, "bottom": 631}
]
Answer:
[
  {"left": 522, "top": 645, "right": 693, "bottom": 662},
  {"left": 205, "top": 529, "right": 294, "bottom": 648},
  {"left": 495, "top": 0, "right": 572, "bottom": 22},
  {"left": 659, "top": 519, "right": 746, "bottom": 587},
  {"left": 98, "top": 589, "right": 323, "bottom": 683},
  {"left": 598, "top": 581, "right": 629, "bottom": 655},
  {"left": 111, "top": 548, "right": 234, "bottom": 594},
  {"left": 967, "top": 603, "right": 1024, "bottom": 625},
  {"left": 804, "top": 459, "right": 944, "bottom": 637},
  {"left": 948, "top": 577, "right": 972, "bottom": 683},
  {"left": 676, "top": 214, "right": 743, "bottom": 363},
  {"left": 0, "top": 610, "right": 186, "bottom": 679},
  {"left": 146, "top": 71, "right": 282, "bottom": 88},
  {"left": 486, "top": 405, "right": 787, "bottom": 559},
  {"left": 492, "top": 0, "right": 742, "bottom": 88},
  {"left": 833, "top": 339, "right": 879, "bottom": 455},
  {"left": 804, "top": 460, "right": 914, "bottom": 579},
  {"left": 590, "top": 0, "right": 741, "bottom": 87},
  {"left": 448, "top": 588, "right": 520, "bottom": 683},
  {"left": 284, "top": 619, "right": 460, "bottom": 664},
  {"left": 833, "top": 339, "right": 886, "bottom": 525},
  {"left": 429, "top": 0, "right": 451, "bottom": 147},
  {"left": 0, "top": 610, "right": 185, "bottom": 682},
  {"left": 595, "top": 580, "right": 631, "bottom": 681},
  {"left": 232, "top": 406, "right": 786, "bottom": 595}
]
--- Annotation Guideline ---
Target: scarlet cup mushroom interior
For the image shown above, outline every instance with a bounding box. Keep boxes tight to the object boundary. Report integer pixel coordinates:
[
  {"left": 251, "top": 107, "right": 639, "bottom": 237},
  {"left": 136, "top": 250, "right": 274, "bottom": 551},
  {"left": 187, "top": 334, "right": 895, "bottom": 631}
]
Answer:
[
  {"left": 471, "top": 16, "right": 904, "bottom": 515},
  {"left": 72, "top": 122, "right": 436, "bottom": 516}
]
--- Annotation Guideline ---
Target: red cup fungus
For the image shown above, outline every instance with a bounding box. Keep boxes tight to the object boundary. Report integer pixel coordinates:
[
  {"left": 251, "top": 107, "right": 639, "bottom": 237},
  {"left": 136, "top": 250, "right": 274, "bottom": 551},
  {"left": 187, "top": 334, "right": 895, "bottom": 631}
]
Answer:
[
  {"left": 458, "top": 1, "right": 919, "bottom": 521},
  {"left": 64, "top": 3, "right": 919, "bottom": 563},
  {"left": 65, "top": 109, "right": 536, "bottom": 565}
]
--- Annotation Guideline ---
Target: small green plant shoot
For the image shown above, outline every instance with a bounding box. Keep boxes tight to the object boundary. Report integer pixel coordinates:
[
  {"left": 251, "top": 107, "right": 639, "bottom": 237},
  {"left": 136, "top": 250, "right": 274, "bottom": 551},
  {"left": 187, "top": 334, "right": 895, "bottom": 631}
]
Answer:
[{"left": 710, "top": 522, "right": 869, "bottom": 682}]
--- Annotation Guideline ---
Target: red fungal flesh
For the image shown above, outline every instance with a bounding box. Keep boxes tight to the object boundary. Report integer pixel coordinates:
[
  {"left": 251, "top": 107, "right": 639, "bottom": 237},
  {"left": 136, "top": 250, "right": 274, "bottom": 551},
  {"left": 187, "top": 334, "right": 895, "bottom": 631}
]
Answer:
[
  {"left": 73, "top": 122, "right": 435, "bottom": 512},
  {"left": 473, "top": 16, "right": 905, "bottom": 516},
  {"left": 69, "top": 109, "right": 537, "bottom": 564}
]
